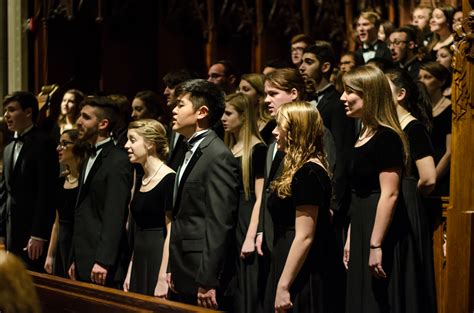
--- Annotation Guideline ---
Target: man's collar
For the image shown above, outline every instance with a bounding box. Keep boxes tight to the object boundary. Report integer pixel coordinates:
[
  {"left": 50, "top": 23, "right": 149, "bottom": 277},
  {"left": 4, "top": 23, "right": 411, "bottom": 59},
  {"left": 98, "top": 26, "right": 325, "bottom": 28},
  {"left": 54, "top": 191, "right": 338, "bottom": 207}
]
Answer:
[{"left": 14, "top": 124, "right": 34, "bottom": 139}]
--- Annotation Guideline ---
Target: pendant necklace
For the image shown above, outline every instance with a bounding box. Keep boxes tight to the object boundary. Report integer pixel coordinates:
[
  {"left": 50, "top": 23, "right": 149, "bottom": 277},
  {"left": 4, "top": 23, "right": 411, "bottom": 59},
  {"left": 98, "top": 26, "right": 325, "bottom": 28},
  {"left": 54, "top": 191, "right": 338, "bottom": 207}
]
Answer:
[{"left": 142, "top": 162, "right": 164, "bottom": 186}]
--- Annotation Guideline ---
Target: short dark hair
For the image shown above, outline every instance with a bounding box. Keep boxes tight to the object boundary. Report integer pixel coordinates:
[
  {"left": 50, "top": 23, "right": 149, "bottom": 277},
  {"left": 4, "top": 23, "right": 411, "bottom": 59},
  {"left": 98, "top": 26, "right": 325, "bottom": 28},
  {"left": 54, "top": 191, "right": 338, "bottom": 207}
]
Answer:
[
  {"left": 134, "top": 90, "right": 163, "bottom": 119},
  {"left": 3, "top": 91, "right": 39, "bottom": 122},
  {"left": 303, "top": 41, "right": 337, "bottom": 77},
  {"left": 174, "top": 79, "right": 225, "bottom": 127},
  {"left": 394, "top": 26, "right": 420, "bottom": 52},
  {"left": 81, "top": 96, "right": 119, "bottom": 132},
  {"left": 163, "top": 69, "right": 199, "bottom": 88},
  {"left": 263, "top": 58, "right": 293, "bottom": 70},
  {"left": 214, "top": 60, "right": 238, "bottom": 78}
]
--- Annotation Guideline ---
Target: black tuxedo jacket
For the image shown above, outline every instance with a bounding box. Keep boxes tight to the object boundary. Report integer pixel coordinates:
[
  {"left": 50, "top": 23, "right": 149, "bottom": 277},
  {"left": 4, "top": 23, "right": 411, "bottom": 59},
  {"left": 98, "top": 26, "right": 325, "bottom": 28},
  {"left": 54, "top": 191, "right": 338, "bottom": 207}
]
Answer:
[
  {"left": 0, "top": 127, "right": 59, "bottom": 269},
  {"left": 169, "top": 130, "right": 239, "bottom": 296},
  {"left": 71, "top": 140, "right": 133, "bottom": 285},
  {"left": 317, "top": 85, "right": 355, "bottom": 214},
  {"left": 355, "top": 40, "right": 392, "bottom": 64},
  {"left": 167, "top": 131, "right": 187, "bottom": 171}
]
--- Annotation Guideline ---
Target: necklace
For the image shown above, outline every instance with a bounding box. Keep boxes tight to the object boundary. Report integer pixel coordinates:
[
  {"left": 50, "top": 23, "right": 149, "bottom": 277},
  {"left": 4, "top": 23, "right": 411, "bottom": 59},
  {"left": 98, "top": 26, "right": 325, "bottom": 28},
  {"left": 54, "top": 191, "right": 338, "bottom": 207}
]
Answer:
[
  {"left": 358, "top": 128, "right": 373, "bottom": 141},
  {"left": 142, "top": 162, "right": 164, "bottom": 186},
  {"left": 66, "top": 175, "right": 78, "bottom": 184}
]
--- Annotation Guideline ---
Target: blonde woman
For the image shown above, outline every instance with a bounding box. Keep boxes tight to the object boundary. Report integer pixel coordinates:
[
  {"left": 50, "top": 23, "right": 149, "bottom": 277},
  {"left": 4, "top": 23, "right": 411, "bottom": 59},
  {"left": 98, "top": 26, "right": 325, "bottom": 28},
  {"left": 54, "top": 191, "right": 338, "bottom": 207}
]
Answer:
[
  {"left": 123, "top": 119, "right": 175, "bottom": 297},
  {"left": 239, "top": 73, "right": 276, "bottom": 144},
  {"left": 221, "top": 93, "right": 266, "bottom": 312},
  {"left": 264, "top": 101, "right": 342, "bottom": 313},
  {"left": 57, "top": 89, "right": 84, "bottom": 133},
  {"left": 341, "top": 65, "right": 414, "bottom": 313}
]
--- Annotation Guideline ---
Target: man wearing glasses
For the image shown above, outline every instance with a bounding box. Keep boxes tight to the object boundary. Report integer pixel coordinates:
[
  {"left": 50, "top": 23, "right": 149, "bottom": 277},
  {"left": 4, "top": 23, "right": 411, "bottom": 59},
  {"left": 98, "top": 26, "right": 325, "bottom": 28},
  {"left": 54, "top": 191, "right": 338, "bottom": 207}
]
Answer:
[
  {"left": 207, "top": 60, "right": 238, "bottom": 95},
  {"left": 388, "top": 26, "right": 421, "bottom": 80}
]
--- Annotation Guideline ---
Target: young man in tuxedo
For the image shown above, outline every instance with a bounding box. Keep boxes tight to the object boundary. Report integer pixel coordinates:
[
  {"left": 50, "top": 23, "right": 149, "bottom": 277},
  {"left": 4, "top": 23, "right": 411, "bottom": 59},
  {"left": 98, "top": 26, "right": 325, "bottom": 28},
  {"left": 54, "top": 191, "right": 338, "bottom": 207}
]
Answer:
[
  {"left": 68, "top": 96, "right": 133, "bottom": 288},
  {"left": 354, "top": 11, "right": 392, "bottom": 64},
  {"left": 0, "top": 91, "right": 59, "bottom": 271},
  {"left": 168, "top": 79, "right": 239, "bottom": 310}
]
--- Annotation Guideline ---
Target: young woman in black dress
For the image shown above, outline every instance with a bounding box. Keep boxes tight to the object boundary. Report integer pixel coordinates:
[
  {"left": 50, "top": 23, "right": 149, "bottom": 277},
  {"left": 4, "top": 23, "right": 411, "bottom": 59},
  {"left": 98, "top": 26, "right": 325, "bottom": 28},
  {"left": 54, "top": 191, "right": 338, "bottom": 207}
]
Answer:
[
  {"left": 123, "top": 119, "right": 175, "bottom": 297},
  {"left": 419, "top": 61, "right": 452, "bottom": 196},
  {"left": 222, "top": 93, "right": 266, "bottom": 312},
  {"left": 239, "top": 73, "right": 276, "bottom": 144},
  {"left": 264, "top": 101, "right": 342, "bottom": 313},
  {"left": 386, "top": 68, "right": 437, "bottom": 313},
  {"left": 341, "top": 65, "right": 413, "bottom": 313},
  {"left": 44, "top": 129, "right": 87, "bottom": 277}
]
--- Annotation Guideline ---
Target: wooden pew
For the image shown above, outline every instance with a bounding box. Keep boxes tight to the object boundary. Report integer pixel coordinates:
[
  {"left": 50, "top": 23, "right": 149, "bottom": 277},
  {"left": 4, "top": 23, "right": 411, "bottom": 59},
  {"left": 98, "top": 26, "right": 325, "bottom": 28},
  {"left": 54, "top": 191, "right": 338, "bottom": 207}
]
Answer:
[{"left": 30, "top": 271, "right": 221, "bottom": 313}]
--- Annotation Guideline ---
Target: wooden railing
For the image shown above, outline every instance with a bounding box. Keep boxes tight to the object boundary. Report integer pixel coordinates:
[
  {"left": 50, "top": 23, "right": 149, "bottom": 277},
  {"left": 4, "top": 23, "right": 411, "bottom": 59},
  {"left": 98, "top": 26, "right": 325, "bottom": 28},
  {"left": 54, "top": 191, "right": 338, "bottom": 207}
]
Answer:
[{"left": 30, "top": 272, "right": 221, "bottom": 313}]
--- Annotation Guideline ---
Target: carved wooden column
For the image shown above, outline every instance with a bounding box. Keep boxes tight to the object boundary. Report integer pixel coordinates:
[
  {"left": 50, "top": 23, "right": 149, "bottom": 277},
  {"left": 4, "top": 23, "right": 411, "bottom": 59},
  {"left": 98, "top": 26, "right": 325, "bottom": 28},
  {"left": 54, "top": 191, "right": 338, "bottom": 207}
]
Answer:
[
  {"left": 445, "top": 3, "right": 474, "bottom": 313},
  {"left": 344, "top": 0, "right": 355, "bottom": 51},
  {"left": 7, "top": 0, "right": 28, "bottom": 93},
  {"left": 254, "top": 0, "right": 264, "bottom": 73}
]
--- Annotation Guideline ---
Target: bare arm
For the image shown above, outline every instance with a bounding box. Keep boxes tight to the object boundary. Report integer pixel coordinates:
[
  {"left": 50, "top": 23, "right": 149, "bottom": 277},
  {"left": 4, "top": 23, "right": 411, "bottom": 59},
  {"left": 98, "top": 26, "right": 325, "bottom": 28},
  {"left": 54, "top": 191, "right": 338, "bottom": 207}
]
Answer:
[
  {"left": 241, "top": 177, "right": 264, "bottom": 258},
  {"left": 44, "top": 211, "right": 59, "bottom": 273},
  {"left": 155, "top": 212, "right": 172, "bottom": 298},
  {"left": 275, "top": 205, "right": 319, "bottom": 311},
  {"left": 435, "top": 134, "right": 451, "bottom": 181},
  {"left": 415, "top": 156, "right": 437, "bottom": 196},
  {"left": 368, "top": 169, "right": 401, "bottom": 279}
]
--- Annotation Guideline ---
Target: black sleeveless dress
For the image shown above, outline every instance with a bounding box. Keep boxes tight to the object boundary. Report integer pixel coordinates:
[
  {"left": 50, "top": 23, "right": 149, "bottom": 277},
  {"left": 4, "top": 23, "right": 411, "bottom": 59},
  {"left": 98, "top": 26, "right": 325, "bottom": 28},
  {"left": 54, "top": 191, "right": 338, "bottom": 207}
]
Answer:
[
  {"left": 401, "top": 120, "right": 437, "bottom": 313},
  {"left": 129, "top": 172, "right": 175, "bottom": 296},
  {"left": 54, "top": 177, "right": 78, "bottom": 278},
  {"left": 346, "top": 127, "right": 415, "bottom": 313},
  {"left": 264, "top": 162, "right": 343, "bottom": 313},
  {"left": 234, "top": 143, "right": 266, "bottom": 312}
]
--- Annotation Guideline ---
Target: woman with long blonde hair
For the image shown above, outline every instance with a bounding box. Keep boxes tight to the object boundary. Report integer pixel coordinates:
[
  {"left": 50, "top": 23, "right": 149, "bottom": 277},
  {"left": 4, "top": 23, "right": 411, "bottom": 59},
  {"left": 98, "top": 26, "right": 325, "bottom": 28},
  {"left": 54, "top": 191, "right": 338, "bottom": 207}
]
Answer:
[
  {"left": 221, "top": 93, "right": 266, "bottom": 312},
  {"left": 341, "top": 65, "right": 417, "bottom": 313},
  {"left": 264, "top": 101, "right": 342, "bottom": 313}
]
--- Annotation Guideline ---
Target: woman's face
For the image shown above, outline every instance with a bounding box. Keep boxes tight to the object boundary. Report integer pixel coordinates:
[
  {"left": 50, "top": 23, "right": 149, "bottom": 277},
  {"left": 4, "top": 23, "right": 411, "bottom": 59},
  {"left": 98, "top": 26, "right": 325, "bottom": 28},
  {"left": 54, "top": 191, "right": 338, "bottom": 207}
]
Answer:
[
  {"left": 418, "top": 69, "right": 443, "bottom": 94},
  {"left": 131, "top": 98, "right": 149, "bottom": 120},
  {"left": 61, "top": 93, "right": 76, "bottom": 116},
  {"left": 436, "top": 48, "right": 452, "bottom": 69},
  {"left": 264, "top": 81, "right": 297, "bottom": 117},
  {"left": 124, "top": 129, "right": 149, "bottom": 164},
  {"left": 340, "top": 89, "right": 364, "bottom": 118},
  {"left": 430, "top": 9, "right": 448, "bottom": 34},
  {"left": 272, "top": 123, "right": 288, "bottom": 151},
  {"left": 221, "top": 103, "right": 243, "bottom": 135},
  {"left": 57, "top": 133, "right": 75, "bottom": 165},
  {"left": 238, "top": 80, "right": 258, "bottom": 107}
]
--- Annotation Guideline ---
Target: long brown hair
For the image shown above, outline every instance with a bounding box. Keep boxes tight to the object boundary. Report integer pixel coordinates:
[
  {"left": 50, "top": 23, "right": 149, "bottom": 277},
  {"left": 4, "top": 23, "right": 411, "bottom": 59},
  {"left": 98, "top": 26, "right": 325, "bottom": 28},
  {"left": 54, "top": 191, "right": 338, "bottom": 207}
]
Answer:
[
  {"left": 343, "top": 65, "right": 410, "bottom": 169},
  {"left": 271, "top": 101, "right": 327, "bottom": 198}
]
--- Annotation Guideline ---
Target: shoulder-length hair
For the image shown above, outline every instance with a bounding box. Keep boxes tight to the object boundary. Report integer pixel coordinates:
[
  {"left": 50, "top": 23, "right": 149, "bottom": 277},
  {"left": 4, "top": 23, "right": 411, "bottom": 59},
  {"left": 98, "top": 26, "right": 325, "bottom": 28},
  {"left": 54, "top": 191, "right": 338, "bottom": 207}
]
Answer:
[
  {"left": 224, "top": 93, "right": 264, "bottom": 199},
  {"left": 241, "top": 73, "right": 272, "bottom": 124},
  {"left": 343, "top": 65, "right": 410, "bottom": 169},
  {"left": 271, "top": 101, "right": 327, "bottom": 198}
]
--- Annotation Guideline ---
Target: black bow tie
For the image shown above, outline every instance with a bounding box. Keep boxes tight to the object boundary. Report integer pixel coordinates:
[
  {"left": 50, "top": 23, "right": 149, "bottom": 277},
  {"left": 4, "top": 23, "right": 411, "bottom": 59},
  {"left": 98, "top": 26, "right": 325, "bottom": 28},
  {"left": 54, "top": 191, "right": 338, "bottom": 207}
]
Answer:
[
  {"left": 363, "top": 44, "right": 376, "bottom": 52},
  {"left": 185, "top": 132, "right": 208, "bottom": 151},
  {"left": 89, "top": 141, "right": 109, "bottom": 157}
]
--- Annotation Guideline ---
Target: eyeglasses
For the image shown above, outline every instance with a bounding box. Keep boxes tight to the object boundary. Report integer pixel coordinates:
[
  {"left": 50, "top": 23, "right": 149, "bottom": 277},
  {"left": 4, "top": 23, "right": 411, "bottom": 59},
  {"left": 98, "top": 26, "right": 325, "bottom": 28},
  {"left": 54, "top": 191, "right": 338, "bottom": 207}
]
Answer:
[
  {"left": 208, "top": 73, "right": 226, "bottom": 80},
  {"left": 57, "top": 141, "right": 74, "bottom": 150},
  {"left": 291, "top": 47, "right": 304, "bottom": 53},
  {"left": 387, "top": 40, "right": 408, "bottom": 47}
]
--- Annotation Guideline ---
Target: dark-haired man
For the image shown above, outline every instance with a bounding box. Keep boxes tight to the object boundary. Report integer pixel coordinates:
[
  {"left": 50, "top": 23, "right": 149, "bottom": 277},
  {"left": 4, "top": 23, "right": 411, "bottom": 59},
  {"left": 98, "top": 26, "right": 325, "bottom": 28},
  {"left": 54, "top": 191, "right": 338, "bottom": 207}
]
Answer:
[
  {"left": 68, "top": 96, "right": 133, "bottom": 287},
  {"left": 300, "top": 42, "right": 355, "bottom": 258},
  {"left": 389, "top": 26, "right": 422, "bottom": 80},
  {"left": 207, "top": 60, "right": 238, "bottom": 95},
  {"left": 163, "top": 69, "right": 199, "bottom": 107},
  {"left": 168, "top": 79, "right": 239, "bottom": 310},
  {"left": 0, "top": 91, "right": 59, "bottom": 271}
]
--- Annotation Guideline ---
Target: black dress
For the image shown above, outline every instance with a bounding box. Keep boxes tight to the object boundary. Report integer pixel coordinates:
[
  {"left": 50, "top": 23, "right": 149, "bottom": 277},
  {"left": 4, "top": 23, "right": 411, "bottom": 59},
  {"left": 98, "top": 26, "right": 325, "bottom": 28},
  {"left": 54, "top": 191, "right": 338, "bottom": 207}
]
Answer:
[
  {"left": 402, "top": 120, "right": 437, "bottom": 313},
  {"left": 431, "top": 104, "right": 451, "bottom": 196},
  {"left": 234, "top": 143, "right": 266, "bottom": 312},
  {"left": 129, "top": 172, "right": 175, "bottom": 296},
  {"left": 264, "top": 162, "right": 343, "bottom": 313},
  {"left": 54, "top": 177, "right": 78, "bottom": 278},
  {"left": 346, "top": 127, "right": 414, "bottom": 313}
]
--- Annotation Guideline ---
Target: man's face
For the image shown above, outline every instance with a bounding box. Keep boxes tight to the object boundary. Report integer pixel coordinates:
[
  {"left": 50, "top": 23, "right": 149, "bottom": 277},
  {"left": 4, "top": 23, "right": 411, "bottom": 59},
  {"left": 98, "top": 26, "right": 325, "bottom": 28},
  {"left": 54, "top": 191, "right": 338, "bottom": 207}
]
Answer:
[
  {"left": 208, "top": 64, "right": 228, "bottom": 86},
  {"left": 412, "top": 8, "right": 431, "bottom": 30},
  {"left": 3, "top": 101, "right": 32, "bottom": 133},
  {"left": 340, "top": 55, "right": 356, "bottom": 72},
  {"left": 389, "top": 32, "right": 409, "bottom": 63},
  {"left": 291, "top": 41, "right": 307, "bottom": 66},
  {"left": 264, "top": 81, "right": 296, "bottom": 117},
  {"left": 299, "top": 52, "right": 323, "bottom": 84},
  {"left": 357, "top": 17, "right": 378, "bottom": 44},
  {"left": 164, "top": 86, "right": 175, "bottom": 106},
  {"left": 172, "top": 93, "right": 199, "bottom": 138},
  {"left": 76, "top": 105, "right": 101, "bottom": 143}
]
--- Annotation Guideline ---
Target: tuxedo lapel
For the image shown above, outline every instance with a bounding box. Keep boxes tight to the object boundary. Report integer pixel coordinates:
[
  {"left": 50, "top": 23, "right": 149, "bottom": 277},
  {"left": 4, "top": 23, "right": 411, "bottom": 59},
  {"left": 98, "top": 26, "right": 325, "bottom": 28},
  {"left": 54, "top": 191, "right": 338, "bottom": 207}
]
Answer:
[
  {"left": 3, "top": 143, "right": 13, "bottom": 186},
  {"left": 265, "top": 142, "right": 275, "bottom": 181}
]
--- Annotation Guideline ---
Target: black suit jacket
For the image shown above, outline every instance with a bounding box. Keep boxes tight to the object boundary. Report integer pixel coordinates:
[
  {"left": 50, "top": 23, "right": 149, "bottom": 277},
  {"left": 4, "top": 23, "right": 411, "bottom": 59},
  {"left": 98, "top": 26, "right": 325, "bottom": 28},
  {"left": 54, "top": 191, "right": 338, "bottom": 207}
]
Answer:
[
  {"left": 169, "top": 130, "right": 239, "bottom": 296},
  {"left": 71, "top": 140, "right": 133, "bottom": 285},
  {"left": 355, "top": 40, "right": 392, "bottom": 64},
  {"left": 0, "top": 127, "right": 59, "bottom": 269},
  {"left": 316, "top": 85, "right": 355, "bottom": 214}
]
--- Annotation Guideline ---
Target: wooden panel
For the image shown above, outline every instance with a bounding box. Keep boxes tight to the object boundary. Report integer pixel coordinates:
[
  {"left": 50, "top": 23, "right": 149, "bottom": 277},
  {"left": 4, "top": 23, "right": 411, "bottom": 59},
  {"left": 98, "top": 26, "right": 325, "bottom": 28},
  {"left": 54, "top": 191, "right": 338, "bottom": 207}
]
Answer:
[{"left": 31, "top": 272, "right": 220, "bottom": 313}]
